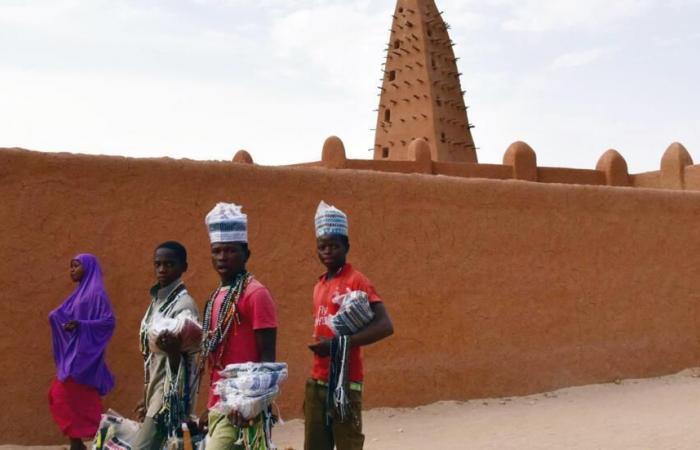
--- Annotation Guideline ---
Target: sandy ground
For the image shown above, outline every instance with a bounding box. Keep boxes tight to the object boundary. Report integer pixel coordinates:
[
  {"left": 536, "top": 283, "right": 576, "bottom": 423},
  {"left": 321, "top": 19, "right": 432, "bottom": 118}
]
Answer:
[{"left": 6, "top": 369, "right": 700, "bottom": 450}]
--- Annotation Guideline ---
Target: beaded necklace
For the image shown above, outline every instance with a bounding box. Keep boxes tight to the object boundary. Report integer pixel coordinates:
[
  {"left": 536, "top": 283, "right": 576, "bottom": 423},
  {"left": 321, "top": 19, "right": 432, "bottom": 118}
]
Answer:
[
  {"left": 139, "top": 282, "right": 186, "bottom": 361},
  {"left": 198, "top": 271, "right": 251, "bottom": 372},
  {"left": 157, "top": 355, "right": 191, "bottom": 438}
]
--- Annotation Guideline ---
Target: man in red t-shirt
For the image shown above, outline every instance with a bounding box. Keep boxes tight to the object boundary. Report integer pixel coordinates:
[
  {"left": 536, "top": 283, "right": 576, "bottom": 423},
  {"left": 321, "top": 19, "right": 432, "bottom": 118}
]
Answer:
[
  {"left": 305, "top": 201, "right": 394, "bottom": 450},
  {"left": 200, "top": 202, "right": 278, "bottom": 450}
]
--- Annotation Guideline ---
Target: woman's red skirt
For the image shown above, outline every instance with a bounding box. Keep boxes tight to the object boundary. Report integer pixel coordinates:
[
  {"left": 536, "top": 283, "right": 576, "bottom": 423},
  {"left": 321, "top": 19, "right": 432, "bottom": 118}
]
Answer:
[{"left": 48, "top": 378, "right": 103, "bottom": 439}]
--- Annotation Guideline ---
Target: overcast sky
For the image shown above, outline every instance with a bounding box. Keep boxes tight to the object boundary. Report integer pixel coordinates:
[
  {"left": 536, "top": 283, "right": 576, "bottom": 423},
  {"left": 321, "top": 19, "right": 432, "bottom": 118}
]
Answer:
[{"left": 1, "top": 0, "right": 699, "bottom": 172}]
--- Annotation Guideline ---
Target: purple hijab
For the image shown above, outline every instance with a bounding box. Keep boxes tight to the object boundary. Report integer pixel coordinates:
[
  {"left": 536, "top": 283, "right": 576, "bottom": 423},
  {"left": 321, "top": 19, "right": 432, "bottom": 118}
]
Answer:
[{"left": 49, "top": 254, "right": 116, "bottom": 396}]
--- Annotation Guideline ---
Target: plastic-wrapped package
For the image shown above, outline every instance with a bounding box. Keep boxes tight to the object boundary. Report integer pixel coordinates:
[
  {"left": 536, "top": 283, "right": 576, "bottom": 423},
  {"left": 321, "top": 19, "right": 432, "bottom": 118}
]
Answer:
[
  {"left": 148, "top": 310, "right": 202, "bottom": 354},
  {"left": 213, "top": 384, "right": 280, "bottom": 419},
  {"left": 93, "top": 409, "right": 141, "bottom": 450},
  {"left": 212, "top": 362, "right": 288, "bottom": 420},
  {"left": 216, "top": 369, "right": 287, "bottom": 396},
  {"left": 326, "top": 290, "right": 374, "bottom": 336},
  {"left": 218, "top": 361, "right": 288, "bottom": 379}
]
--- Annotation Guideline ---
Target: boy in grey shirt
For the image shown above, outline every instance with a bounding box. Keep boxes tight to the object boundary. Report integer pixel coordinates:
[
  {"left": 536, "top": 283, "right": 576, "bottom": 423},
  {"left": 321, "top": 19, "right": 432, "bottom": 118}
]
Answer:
[{"left": 133, "top": 241, "right": 199, "bottom": 450}]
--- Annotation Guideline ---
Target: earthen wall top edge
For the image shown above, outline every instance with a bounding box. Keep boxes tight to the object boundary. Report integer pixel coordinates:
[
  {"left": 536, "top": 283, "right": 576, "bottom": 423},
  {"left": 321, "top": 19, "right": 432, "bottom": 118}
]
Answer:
[{"left": 2, "top": 147, "right": 699, "bottom": 201}]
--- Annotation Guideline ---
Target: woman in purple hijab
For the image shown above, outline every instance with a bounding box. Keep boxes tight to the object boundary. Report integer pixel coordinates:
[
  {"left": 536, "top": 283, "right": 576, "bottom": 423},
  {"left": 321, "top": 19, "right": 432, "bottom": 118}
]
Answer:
[{"left": 48, "top": 254, "right": 116, "bottom": 450}]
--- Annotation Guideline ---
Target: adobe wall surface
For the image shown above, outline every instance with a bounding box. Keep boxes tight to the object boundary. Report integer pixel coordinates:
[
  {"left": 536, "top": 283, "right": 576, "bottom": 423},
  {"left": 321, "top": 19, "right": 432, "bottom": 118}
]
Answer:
[{"left": 2, "top": 148, "right": 700, "bottom": 444}]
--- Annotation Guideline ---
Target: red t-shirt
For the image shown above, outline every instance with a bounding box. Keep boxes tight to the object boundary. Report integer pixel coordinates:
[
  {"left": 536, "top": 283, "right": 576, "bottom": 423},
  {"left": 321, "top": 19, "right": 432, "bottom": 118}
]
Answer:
[
  {"left": 207, "top": 278, "right": 278, "bottom": 408},
  {"left": 311, "top": 264, "right": 382, "bottom": 383}
]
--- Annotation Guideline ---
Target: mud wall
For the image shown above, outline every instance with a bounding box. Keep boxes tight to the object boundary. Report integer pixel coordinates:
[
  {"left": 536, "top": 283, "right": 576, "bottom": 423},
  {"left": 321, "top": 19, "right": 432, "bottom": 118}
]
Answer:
[
  {"left": 2, "top": 148, "right": 700, "bottom": 444},
  {"left": 311, "top": 137, "right": 700, "bottom": 191}
]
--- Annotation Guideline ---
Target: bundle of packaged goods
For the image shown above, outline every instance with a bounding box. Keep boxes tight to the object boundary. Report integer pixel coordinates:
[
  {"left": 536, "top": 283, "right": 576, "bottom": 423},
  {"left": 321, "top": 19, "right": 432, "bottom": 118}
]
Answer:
[
  {"left": 327, "top": 290, "right": 374, "bottom": 336},
  {"left": 213, "top": 362, "right": 289, "bottom": 419},
  {"left": 147, "top": 310, "right": 202, "bottom": 354}
]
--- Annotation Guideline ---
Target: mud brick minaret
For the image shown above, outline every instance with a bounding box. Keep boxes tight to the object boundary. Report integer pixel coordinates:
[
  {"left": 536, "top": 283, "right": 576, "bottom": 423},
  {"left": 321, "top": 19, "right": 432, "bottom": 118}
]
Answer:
[{"left": 373, "top": 0, "right": 477, "bottom": 162}]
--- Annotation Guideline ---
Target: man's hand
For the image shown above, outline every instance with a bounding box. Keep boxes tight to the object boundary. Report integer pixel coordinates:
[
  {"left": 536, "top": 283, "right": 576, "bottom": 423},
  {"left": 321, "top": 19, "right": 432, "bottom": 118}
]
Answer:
[
  {"left": 134, "top": 399, "right": 146, "bottom": 422},
  {"left": 307, "top": 338, "right": 332, "bottom": 357},
  {"left": 197, "top": 410, "right": 209, "bottom": 432},
  {"left": 228, "top": 411, "right": 256, "bottom": 428},
  {"left": 156, "top": 331, "right": 181, "bottom": 355},
  {"left": 63, "top": 321, "right": 79, "bottom": 332}
]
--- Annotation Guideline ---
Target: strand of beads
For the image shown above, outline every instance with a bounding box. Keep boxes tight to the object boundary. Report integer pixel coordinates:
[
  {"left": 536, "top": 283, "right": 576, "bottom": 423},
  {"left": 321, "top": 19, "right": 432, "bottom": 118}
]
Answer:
[
  {"left": 196, "top": 287, "right": 222, "bottom": 378},
  {"left": 205, "top": 285, "right": 236, "bottom": 354},
  {"left": 200, "top": 272, "right": 250, "bottom": 364},
  {"left": 211, "top": 274, "right": 251, "bottom": 367}
]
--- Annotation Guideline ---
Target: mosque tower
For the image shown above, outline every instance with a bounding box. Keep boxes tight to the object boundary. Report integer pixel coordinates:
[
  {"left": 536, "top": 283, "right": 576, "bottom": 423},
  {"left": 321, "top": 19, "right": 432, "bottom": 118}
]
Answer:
[{"left": 373, "top": 0, "right": 477, "bottom": 162}]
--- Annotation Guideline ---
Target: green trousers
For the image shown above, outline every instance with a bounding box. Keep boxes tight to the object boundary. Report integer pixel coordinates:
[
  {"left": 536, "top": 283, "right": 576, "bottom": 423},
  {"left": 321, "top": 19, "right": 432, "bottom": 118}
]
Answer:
[
  {"left": 304, "top": 379, "right": 364, "bottom": 450},
  {"left": 207, "top": 411, "right": 269, "bottom": 450}
]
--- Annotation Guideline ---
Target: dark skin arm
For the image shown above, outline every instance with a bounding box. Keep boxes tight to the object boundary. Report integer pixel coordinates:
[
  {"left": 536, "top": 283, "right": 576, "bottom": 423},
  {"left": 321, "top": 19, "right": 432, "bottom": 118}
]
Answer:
[
  {"left": 156, "top": 331, "right": 183, "bottom": 372},
  {"left": 308, "top": 302, "right": 394, "bottom": 357},
  {"left": 255, "top": 328, "right": 277, "bottom": 362},
  {"left": 63, "top": 320, "right": 79, "bottom": 332}
]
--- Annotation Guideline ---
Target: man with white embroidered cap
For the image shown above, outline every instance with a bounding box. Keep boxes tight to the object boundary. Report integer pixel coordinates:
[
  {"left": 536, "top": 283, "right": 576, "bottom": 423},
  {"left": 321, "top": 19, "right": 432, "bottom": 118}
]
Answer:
[
  {"left": 305, "top": 201, "right": 394, "bottom": 450},
  {"left": 198, "top": 202, "right": 279, "bottom": 450}
]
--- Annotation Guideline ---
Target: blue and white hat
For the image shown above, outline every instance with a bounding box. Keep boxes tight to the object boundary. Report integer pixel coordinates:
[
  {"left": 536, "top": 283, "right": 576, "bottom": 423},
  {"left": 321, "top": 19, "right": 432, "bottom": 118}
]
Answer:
[
  {"left": 315, "top": 201, "right": 348, "bottom": 238},
  {"left": 206, "top": 202, "right": 248, "bottom": 244}
]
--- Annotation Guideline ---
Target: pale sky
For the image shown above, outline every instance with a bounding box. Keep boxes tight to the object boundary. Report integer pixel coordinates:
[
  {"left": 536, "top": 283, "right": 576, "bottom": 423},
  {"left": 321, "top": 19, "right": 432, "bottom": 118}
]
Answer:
[{"left": 1, "top": 0, "right": 699, "bottom": 173}]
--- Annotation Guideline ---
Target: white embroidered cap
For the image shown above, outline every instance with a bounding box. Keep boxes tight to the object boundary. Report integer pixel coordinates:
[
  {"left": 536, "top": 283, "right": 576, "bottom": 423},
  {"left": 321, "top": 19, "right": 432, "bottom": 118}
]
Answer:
[
  {"left": 315, "top": 201, "right": 348, "bottom": 238},
  {"left": 205, "top": 202, "right": 248, "bottom": 244}
]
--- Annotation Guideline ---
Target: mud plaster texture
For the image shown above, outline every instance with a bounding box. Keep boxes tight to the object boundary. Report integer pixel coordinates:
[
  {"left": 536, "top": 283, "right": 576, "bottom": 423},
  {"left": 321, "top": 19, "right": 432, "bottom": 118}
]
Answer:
[
  {"left": 374, "top": 0, "right": 476, "bottom": 163},
  {"left": 2, "top": 148, "right": 700, "bottom": 444}
]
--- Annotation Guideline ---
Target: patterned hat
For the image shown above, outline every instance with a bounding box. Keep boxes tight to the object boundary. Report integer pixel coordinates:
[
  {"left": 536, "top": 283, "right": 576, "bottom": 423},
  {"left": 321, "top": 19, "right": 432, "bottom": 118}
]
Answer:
[
  {"left": 205, "top": 202, "right": 248, "bottom": 244},
  {"left": 315, "top": 201, "right": 348, "bottom": 238}
]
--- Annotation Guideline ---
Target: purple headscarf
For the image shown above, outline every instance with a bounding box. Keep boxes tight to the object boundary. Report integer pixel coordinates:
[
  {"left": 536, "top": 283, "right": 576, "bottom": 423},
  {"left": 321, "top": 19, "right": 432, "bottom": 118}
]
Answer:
[{"left": 49, "top": 254, "right": 116, "bottom": 396}]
